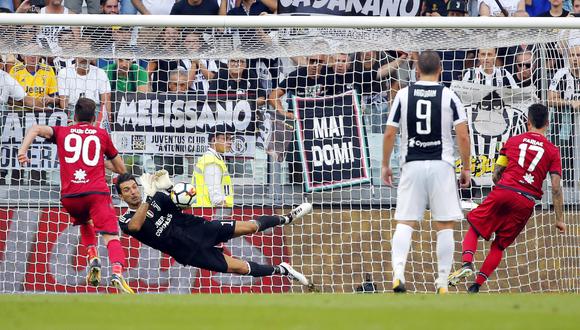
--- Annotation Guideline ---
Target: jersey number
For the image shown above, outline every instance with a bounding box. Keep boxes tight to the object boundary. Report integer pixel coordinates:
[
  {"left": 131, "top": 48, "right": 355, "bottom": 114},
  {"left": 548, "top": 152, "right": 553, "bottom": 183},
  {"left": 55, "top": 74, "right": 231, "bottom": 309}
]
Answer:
[
  {"left": 416, "top": 100, "right": 431, "bottom": 135},
  {"left": 518, "top": 143, "right": 544, "bottom": 172},
  {"left": 64, "top": 134, "right": 101, "bottom": 166}
]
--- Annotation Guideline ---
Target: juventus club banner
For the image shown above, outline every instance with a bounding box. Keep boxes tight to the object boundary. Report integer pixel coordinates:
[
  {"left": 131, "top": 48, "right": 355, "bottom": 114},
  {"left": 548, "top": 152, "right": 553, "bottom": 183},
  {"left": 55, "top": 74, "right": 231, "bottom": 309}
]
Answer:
[
  {"left": 277, "top": 0, "right": 421, "bottom": 16},
  {"left": 111, "top": 92, "right": 257, "bottom": 158},
  {"left": 450, "top": 81, "right": 535, "bottom": 186},
  {"left": 0, "top": 110, "right": 67, "bottom": 170},
  {"left": 294, "top": 91, "right": 370, "bottom": 192}
]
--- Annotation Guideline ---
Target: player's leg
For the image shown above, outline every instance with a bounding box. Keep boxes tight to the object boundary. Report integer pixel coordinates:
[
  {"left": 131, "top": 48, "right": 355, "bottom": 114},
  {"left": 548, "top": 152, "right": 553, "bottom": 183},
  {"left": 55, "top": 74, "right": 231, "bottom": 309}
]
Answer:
[
  {"left": 232, "top": 203, "right": 314, "bottom": 237},
  {"left": 222, "top": 254, "right": 310, "bottom": 286},
  {"left": 448, "top": 226, "right": 477, "bottom": 286},
  {"left": 468, "top": 240, "right": 504, "bottom": 293},
  {"left": 429, "top": 161, "right": 464, "bottom": 294},
  {"left": 391, "top": 162, "right": 428, "bottom": 293},
  {"left": 90, "top": 195, "right": 133, "bottom": 294}
]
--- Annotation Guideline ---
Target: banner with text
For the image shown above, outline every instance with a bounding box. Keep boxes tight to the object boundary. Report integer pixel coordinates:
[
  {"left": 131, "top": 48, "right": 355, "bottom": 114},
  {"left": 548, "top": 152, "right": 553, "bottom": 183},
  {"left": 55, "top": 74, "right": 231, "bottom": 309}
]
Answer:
[
  {"left": 451, "top": 81, "right": 534, "bottom": 186},
  {"left": 0, "top": 110, "right": 68, "bottom": 170},
  {"left": 277, "top": 0, "right": 422, "bottom": 16},
  {"left": 111, "top": 92, "right": 257, "bottom": 158},
  {"left": 294, "top": 90, "right": 370, "bottom": 192}
]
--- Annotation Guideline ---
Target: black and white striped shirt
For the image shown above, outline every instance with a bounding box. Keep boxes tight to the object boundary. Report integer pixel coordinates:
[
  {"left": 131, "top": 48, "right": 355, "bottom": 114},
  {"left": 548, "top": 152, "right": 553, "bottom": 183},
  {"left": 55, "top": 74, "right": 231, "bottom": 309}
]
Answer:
[
  {"left": 462, "top": 66, "right": 519, "bottom": 89},
  {"left": 387, "top": 81, "right": 467, "bottom": 166},
  {"left": 549, "top": 67, "right": 580, "bottom": 101}
]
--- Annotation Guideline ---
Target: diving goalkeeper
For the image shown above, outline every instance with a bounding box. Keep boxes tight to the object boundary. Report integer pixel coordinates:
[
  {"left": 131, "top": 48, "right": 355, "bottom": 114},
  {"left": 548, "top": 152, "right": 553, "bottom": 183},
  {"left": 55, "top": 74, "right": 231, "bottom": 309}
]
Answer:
[{"left": 115, "top": 171, "right": 313, "bottom": 287}]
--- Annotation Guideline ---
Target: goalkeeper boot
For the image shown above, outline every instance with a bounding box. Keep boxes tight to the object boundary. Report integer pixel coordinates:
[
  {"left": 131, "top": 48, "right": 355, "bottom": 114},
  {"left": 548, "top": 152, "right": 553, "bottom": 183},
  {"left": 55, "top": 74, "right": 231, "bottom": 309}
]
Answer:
[
  {"left": 392, "top": 279, "right": 407, "bottom": 293},
  {"left": 86, "top": 257, "right": 101, "bottom": 287},
  {"left": 467, "top": 283, "right": 480, "bottom": 294},
  {"left": 111, "top": 273, "right": 135, "bottom": 294},
  {"left": 279, "top": 262, "right": 310, "bottom": 286},
  {"left": 285, "top": 203, "right": 313, "bottom": 224},
  {"left": 448, "top": 262, "right": 475, "bottom": 287}
]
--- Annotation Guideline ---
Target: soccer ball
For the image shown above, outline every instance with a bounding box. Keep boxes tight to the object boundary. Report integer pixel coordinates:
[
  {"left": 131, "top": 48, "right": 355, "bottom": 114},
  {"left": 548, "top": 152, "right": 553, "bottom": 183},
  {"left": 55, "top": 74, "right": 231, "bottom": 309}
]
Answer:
[{"left": 170, "top": 183, "right": 196, "bottom": 208}]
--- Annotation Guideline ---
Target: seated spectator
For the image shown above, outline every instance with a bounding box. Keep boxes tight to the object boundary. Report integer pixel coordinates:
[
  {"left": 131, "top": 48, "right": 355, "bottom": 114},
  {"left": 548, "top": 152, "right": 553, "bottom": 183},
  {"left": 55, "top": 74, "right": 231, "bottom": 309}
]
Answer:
[
  {"left": 462, "top": 47, "right": 519, "bottom": 88},
  {"left": 526, "top": 0, "right": 551, "bottom": 16},
  {"left": 132, "top": 0, "right": 174, "bottom": 15},
  {"left": 479, "top": 0, "right": 526, "bottom": 16},
  {"left": 447, "top": 0, "right": 468, "bottom": 16},
  {"left": 227, "top": 0, "right": 275, "bottom": 15},
  {"left": 574, "top": 0, "right": 580, "bottom": 13},
  {"left": 540, "top": 0, "right": 569, "bottom": 15},
  {"left": 422, "top": 0, "right": 447, "bottom": 16},
  {"left": 170, "top": 0, "right": 224, "bottom": 15},
  {"left": 57, "top": 51, "right": 111, "bottom": 115},
  {"left": 65, "top": 0, "right": 101, "bottom": 13},
  {"left": 10, "top": 54, "right": 59, "bottom": 109},
  {"left": 101, "top": 0, "right": 119, "bottom": 13},
  {"left": 148, "top": 28, "right": 189, "bottom": 92},
  {"left": 548, "top": 44, "right": 580, "bottom": 186},
  {"left": 181, "top": 31, "right": 218, "bottom": 94},
  {"left": 209, "top": 58, "right": 266, "bottom": 105},
  {"left": 512, "top": 48, "right": 535, "bottom": 88},
  {"left": 325, "top": 53, "right": 356, "bottom": 95},
  {"left": 166, "top": 68, "right": 189, "bottom": 94},
  {"left": 104, "top": 58, "right": 149, "bottom": 92}
]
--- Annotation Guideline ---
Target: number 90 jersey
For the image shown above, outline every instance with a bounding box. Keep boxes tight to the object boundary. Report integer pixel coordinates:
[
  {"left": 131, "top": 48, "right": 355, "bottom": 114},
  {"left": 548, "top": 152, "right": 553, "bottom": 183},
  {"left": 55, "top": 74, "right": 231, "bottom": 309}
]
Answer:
[
  {"left": 387, "top": 81, "right": 467, "bottom": 166},
  {"left": 497, "top": 132, "right": 562, "bottom": 199},
  {"left": 49, "top": 123, "right": 119, "bottom": 197}
]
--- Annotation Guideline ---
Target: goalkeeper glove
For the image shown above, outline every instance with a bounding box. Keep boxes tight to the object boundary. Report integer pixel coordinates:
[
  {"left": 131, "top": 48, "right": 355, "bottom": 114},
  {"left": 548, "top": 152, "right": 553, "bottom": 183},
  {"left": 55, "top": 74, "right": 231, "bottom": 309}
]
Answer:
[
  {"left": 153, "top": 169, "right": 174, "bottom": 191},
  {"left": 140, "top": 173, "right": 157, "bottom": 198}
]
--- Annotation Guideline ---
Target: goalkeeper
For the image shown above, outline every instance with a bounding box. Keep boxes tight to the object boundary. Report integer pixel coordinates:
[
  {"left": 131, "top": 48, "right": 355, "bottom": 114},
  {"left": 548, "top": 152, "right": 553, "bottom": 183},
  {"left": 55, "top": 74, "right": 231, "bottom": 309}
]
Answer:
[{"left": 115, "top": 171, "right": 312, "bottom": 287}]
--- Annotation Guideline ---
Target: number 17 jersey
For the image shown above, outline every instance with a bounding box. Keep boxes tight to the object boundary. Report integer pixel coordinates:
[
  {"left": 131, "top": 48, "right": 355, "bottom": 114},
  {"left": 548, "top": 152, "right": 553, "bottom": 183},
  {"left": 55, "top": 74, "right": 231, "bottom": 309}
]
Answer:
[
  {"left": 49, "top": 123, "right": 119, "bottom": 198},
  {"left": 497, "top": 131, "right": 561, "bottom": 199}
]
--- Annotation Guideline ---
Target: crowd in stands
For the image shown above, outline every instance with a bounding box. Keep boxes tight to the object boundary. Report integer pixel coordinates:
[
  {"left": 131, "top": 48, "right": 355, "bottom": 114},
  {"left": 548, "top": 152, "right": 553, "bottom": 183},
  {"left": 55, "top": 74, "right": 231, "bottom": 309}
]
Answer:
[{"left": 0, "top": 0, "right": 579, "bottom": 185}]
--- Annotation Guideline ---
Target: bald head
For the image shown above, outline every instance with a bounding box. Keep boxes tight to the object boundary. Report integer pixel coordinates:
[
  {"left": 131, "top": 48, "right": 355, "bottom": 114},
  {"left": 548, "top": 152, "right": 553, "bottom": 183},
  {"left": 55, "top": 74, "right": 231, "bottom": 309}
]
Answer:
[{"left": 417, "top": 51, "right": 441, "bottom": 76}]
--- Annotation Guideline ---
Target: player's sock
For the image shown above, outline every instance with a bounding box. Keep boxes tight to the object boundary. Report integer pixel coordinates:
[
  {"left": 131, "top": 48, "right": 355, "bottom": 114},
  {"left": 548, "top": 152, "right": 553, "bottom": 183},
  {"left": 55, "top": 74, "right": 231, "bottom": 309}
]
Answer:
[
  {"left": 462, "top": 227, "right": 479, "bottom": 264},
  {"left": 86, "top": 245, "right": 98, "bottom": 261},
  {"left": 106, "top": 239, "right": 126, "bottom": 274},
  {"left": 475, "top": 241, "right": 504, "bottom": 286},
  {"left": 391, "top": 223, "right": 414, "bottom": 283},
  {"left": 79, "top": 224, "right": 97, "bottom": 250},
  {"left": 436, "top": 228, "right": 454, "bottom": 288},
  {"left": 245, "top": 261, "right": 277, "bottom": 277},
  {"left": 255, "top": 215, "right": 286, "bottom": 232}
]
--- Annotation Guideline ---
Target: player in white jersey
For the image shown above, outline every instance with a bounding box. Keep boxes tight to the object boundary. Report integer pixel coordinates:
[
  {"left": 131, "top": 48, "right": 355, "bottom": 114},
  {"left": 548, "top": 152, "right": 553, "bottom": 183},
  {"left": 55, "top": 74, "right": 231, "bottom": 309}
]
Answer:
[{"left": 382, "top": 51, "right": 472, "bottom": 294}]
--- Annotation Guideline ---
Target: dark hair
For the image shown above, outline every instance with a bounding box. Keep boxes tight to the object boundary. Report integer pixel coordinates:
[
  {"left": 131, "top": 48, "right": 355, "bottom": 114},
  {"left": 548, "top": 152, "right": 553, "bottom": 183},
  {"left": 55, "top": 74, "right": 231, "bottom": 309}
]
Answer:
[
  {"left": 100, "top": 0, "right": 116, "bottom": 5},
  {"left": 74, "top": 98, "right": 97, "bottom": 122},
  {"left": 208, "top": 124, "right": 233, "bottom": 143},
  {"left": 528, "top": 104, "right": 549, "bottom": 129},
  {"left": 417, "top": 51, "right": 441, "bottom": 75},
  {"left": 115, "top": 173, "right": 137, "bottom": 194}
]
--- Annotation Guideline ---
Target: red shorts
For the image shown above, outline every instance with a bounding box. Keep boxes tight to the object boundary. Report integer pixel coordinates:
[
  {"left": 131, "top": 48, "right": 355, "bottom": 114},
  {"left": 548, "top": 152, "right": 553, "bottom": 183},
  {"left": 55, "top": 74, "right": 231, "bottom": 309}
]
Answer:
[
  {"left": 61, "top": 194, "right": 118, "bottom": 235},
  {"left": 467, "top": 187, "right": 535, "bottom": 250}
]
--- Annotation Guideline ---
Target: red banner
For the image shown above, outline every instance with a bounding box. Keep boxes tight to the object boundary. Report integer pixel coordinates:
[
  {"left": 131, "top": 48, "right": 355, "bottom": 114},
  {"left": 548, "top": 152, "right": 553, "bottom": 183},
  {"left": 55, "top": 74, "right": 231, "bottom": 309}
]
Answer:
[{"left": 0, "top": 207, "right": 291, "bottom": 293}]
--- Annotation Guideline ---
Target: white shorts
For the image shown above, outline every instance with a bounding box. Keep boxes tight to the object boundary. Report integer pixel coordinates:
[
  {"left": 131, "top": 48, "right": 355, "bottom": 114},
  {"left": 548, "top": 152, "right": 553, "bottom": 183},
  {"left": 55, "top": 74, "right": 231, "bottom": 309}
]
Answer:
[{"left": 394, "top": 160, "right": 463, "bottom": 221}]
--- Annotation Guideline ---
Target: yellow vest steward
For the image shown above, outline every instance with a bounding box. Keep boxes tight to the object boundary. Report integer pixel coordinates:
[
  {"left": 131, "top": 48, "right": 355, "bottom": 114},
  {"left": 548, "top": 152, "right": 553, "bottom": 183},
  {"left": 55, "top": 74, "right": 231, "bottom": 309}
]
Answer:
[{"left": 192, "top": 153, "right": 234, "bottom": 207}]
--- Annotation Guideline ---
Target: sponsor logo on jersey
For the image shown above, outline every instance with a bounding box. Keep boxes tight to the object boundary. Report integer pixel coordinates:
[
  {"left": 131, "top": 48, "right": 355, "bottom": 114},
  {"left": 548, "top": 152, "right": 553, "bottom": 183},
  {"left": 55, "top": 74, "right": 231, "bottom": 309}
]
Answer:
[
  {"left": 408, "top": 137, "right": 442, "bottom": 148},
  {"left": 151, "top": 200, "right": 161, "bottom": 212}
]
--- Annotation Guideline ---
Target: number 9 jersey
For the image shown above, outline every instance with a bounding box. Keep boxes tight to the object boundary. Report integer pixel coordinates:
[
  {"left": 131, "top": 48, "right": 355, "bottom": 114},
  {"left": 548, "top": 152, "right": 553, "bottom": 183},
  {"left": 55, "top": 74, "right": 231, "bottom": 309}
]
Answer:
[
  {"left": 496, "top": 131, "right": 562, "bottom": 199},
  {"left": 49, "top": 123, "right": 119, "bottom": 198}
]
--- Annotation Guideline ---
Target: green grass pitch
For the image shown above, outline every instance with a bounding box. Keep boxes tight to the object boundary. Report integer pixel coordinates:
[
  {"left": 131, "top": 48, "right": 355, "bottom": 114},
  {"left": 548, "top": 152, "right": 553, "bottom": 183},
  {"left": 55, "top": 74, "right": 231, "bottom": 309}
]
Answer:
[{"left": 0, "top": 294, "right": 578, "bottom": 330}]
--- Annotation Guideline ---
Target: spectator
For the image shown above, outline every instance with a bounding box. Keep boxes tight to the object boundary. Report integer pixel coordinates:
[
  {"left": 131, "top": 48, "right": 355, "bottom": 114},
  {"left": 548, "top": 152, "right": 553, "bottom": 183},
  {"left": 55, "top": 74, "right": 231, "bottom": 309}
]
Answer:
[
  {"left": 227, "top": 0, "right": 275, "bottom": 15},
  {"left": 512, "top": 49, "right": 535, "bottom": 88},
  {"left": 573, "top": 0, "right": 580, "bottom": 13},
  {"left": 540, "top": 0, "right": 569, "bottom": 15},
  {"left": 547, "top": 44, "right": 580, "bottom": 186},
  {"left": 100, "top": 0, "right": 119, "bottom": 13},
  {"left": 447, "top": 0, "right": 468, "bottom": 15},
  {"left": 181, "top": 31, "right": 218, "bottom": 94},
  {"left": 462, "top": 47, "right": 519, "bottom": 88},
  {"left": 10, "top": 54, "right": 59, "bottom": 109},
  {"left": 120, "top": 0, "right": 136, "bottom": 13},
  {"left": 57, "top": 51, "right": 111, "bottom": 115},
  {"left": 422, "top": 0, "right": 448, "bottom": 16},
  {"left": 0, "top": 68, "right": 25, "bottom": 106},
  {"left": 65, "top": 0, "right": 100, "bottom": 13},
  {"left": 104, "top": 58, "right": 149, "bottom": 93},
  {"left": 325, "top": 53, "right": 355, "bottom": 95},
  {"left": 526, "top": 0, "right": 551, "bottom": 16},
  {"left": 148, "top": 27, "right": 188, "bottom": 92},
  {"left": 479, "top": 0, "right": 526, "bottom": 16},
  {"left": 209, "top": 58, "right": 266, "bottom": 105},
  {"left": 170, "top": 0, "right": 225, "bottom": 15},
  {"left": 166, "top": 68, "right": 189, "bottom": 93},
  {"left": 0, "top": 1, "right": 17, "bottom": 12},
  {"left": 131, "top": 0, "right": 174, "bottom": 15}
]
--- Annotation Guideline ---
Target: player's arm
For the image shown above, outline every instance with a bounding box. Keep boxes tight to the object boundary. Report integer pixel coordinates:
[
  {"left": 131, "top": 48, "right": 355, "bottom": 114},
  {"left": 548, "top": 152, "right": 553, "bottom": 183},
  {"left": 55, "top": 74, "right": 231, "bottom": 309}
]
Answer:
[
  {"left": 550, "top": 173, "right": 565, "bottom": 233},
  {"left": 131, "top": 0, "right": 151, "bottom": 15},
  {"left": 381, "top": 92, "right": 401, "bottom": 187},
  {"left": 17, "top": 125, "right": 54, "bottom": 166},
  {"left": 106, "top": 155, "right": 127, "bottom": 175},
  {"left": 455, "top": 122, "right": 471, "bottom": 188},
  {"left": 493, "top": 155, "right": 508, "bottom": 184},
  {"left": 126, "top": 199, "right": 150, "bottom": 232}
]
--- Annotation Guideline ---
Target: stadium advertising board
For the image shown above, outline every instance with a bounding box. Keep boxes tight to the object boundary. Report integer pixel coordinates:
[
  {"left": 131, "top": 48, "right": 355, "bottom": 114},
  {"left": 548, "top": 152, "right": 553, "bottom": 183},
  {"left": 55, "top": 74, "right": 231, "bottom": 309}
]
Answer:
[
  {"left": 0, "top": 207, "right": 290, "bottom": 293},
  {"left": 294, "top": 90, "right": 370, "bottom": 192},
  {"left": 450, "top": 81, "right": 532, "bottom": 186},
  {"left": 0, "top": 110, "right": 67, "bottom": 170},
  {"left": 110, "top": 92, "right": 257, "bottom": 158},
  {"left": 277, "top": 0, "right": 421, "bottom": 16}
]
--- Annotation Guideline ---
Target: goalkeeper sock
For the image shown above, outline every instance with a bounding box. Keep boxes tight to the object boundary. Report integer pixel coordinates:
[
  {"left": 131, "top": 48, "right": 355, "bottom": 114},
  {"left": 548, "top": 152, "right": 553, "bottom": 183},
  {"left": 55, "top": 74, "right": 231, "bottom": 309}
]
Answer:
[
  {"left": 476, "top": 241, "right": 503, "bottom": 285},
  {"left": 106, "top": 239, "right": 126, "bottom": 273},
  {"left": 462, "top": 227, "right": 479, "bottom": 264},
  {"left": 255, "top": 215, "right": 286, "bottom": 232},
  {"left": 436, "top": 229, "right": 455, "bottom": 288},
  {"left": 245, "top": 261, "right": 276, "bottom": 277},
  {"left": 391, "top": 223, "right": 414, "bottom": 283},
  {"left": 79, "top": 224, "right": 97, "bottom": 250}
]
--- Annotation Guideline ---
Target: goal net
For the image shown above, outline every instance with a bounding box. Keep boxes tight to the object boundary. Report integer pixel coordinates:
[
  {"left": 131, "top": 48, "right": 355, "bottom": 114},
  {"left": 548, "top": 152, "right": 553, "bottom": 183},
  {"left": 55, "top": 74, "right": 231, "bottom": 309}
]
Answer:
[{"left": 0, "top": 15, "right": 578, "bottom": 293}]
